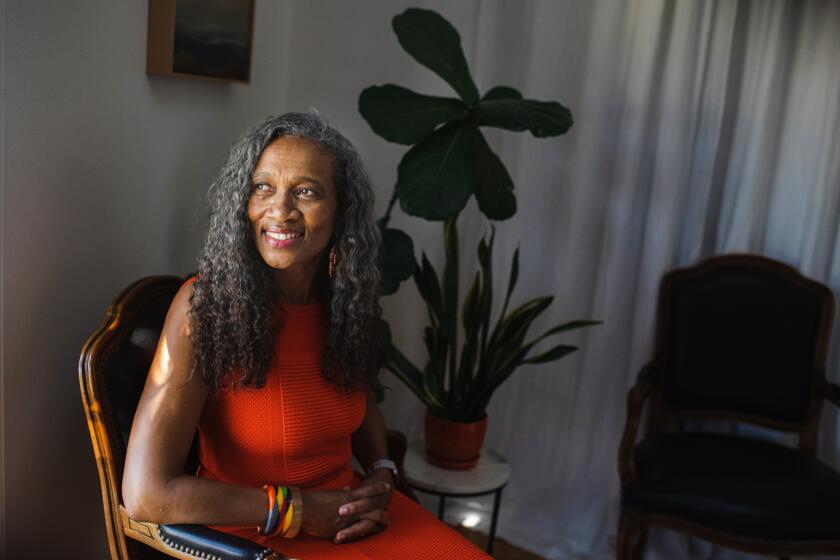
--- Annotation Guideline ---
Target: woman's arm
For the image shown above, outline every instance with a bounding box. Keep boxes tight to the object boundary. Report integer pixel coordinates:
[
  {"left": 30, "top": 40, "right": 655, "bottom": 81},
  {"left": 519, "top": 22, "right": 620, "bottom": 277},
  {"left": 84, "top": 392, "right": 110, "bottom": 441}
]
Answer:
[
  {"left": 350, "top": 390, "right": 396, "bottom": 485},
  {"left": 122, "top": 283, "right": 389, "bottom": 537},
  {"left": 122, "top": 283, "right": 267, "bottom": 526},
  {"left": 334, "top": 391, "right": 396, "bottom": 543}
]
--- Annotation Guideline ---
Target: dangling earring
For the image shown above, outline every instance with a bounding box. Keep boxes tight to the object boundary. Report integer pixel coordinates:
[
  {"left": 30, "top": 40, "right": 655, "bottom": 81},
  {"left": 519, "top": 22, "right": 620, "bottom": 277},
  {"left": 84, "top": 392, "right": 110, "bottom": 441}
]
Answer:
[{"left": 328, "top": 245, "right": 338, "bottom": 278}]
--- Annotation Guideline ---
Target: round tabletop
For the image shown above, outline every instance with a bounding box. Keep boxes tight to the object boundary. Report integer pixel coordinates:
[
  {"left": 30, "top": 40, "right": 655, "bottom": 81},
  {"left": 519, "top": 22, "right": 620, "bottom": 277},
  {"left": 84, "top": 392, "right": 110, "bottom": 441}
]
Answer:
[{"left": 403, "top": 441, "right": 511, "bottom": 495}]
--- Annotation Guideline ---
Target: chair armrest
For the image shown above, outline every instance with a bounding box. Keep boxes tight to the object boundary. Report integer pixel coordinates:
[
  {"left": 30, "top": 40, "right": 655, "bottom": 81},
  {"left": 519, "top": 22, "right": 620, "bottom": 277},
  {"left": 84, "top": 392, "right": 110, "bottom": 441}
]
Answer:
[
  {"left": 120, "top": 506, "right": 292, "bottom": 560},
  {"left": 823, "top": 382, "right": 840, "bottom": 409},
  {"left": 617, "top": 363, "right": 656, "bottom": 488}
]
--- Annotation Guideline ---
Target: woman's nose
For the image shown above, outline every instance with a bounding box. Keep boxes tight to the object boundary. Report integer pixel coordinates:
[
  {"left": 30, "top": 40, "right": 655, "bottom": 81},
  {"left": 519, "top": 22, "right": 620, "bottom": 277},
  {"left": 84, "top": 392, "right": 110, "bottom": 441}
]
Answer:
[{"left": 267, "top": 191, "right": 300, "bottom": 220}]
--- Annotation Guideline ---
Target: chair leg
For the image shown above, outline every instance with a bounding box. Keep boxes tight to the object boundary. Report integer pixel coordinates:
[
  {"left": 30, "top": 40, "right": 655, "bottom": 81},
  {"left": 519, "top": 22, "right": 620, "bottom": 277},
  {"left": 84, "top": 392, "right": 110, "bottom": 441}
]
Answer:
[{"left": 617, "top": 508, "right": 646, "bottom": 560}]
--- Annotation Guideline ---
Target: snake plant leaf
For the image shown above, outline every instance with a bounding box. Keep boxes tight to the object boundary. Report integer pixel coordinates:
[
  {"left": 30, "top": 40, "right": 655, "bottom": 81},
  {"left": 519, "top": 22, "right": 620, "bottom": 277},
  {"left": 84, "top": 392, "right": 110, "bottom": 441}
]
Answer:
[
  {"left": 457, "top": 271, "right": 482, "bottom": 394},
  {"left": 392, "top": 8, "right": 480, "bottom": 104},
  {"left": 481, "top": 86, "right": 523, "bottom": 102},
  {"left": 477, "top": 229, "right": 495, "bottom": 366},
  {"left": 442, "top": 217, "right": 460, "bottom": 378},
  {"left": 476, "top": 96, "right": 573, "bottom": 137},
  {"left": 539, "top": 319, "right": 602, "bottom": 339},
  {"left": 474, "top": 131, "right": 516, "bottom": 220},
  {"left": 397, "top": 123, "right": 479, "bottom": 220},
  {"left": 500, "top": 246, "right": 520, "bottom": 321},
  {"left": 462, "top": 271, "right": 481, "bottom": 332},
  {"left": 415, "top": 253, "right": 444, "bottom": 324},
  {"left": 423, "top": 326, "right": 438, "bottom": 361},
  {"left": 380, "top": 321, "right": 428, "bottom": 405},
  {"left": 422, "top": 360, "right": 445, "bottom": 409},
  {"left": 484, "top": 296, "right": 554, "bottom": 374},
  {"left": 359, "top": 85, "right": 468, "bottom": 145},
  {"left": 379, "top": 227, "right": 417, "bottom": 296},
  {"left": 522, "top": 344, "right": 578, "bottom": 364},
  {"left": 495, "top": 296, "right": 554, "bottom": 346}
]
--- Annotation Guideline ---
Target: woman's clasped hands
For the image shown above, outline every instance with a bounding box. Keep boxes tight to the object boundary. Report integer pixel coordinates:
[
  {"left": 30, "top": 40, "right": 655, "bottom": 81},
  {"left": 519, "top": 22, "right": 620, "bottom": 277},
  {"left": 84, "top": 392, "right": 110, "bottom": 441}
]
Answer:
[{"left": 302, "top": 479, "right": 392, "bottom": 544}]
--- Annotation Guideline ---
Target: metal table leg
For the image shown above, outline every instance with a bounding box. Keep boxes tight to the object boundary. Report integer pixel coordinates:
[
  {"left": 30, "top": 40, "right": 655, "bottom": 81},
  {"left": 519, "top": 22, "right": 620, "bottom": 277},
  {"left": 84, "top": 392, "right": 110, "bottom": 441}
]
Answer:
[
  {"left": 437, "top": 494, "right": 447, "bottom": 521},
  {"left": 487, "top": 487, "right": 503, "bottom": 555}
]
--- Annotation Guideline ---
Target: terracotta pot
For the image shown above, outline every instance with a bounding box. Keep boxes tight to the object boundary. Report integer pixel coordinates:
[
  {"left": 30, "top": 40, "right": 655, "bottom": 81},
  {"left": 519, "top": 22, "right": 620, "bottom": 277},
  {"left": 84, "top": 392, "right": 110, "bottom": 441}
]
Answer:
[{"left": 424, "top": 410, "right": 488, "bottom": 470}]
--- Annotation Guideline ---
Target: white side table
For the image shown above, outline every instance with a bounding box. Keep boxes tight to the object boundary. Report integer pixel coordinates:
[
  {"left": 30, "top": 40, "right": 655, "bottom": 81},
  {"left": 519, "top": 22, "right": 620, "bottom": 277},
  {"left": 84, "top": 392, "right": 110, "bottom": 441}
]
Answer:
[{"left": 403, "top": 440, "right": 511, "bottom": 555}]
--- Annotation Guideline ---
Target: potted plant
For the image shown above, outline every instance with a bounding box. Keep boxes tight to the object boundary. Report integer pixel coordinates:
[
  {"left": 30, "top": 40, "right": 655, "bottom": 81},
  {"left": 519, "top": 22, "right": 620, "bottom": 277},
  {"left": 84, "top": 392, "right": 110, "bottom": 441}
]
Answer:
[{"left": 362, "top": 8, "right": 599, "bottom": 469}]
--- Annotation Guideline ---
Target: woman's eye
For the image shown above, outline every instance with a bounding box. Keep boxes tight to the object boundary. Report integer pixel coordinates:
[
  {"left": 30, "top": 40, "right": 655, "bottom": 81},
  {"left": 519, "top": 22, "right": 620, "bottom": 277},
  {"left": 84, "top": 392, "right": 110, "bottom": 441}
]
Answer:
[
  {"left": 252, "top": 183, "right": 271, "bottom": 193},
  {"left": 297, "top": 187, "right": 321, "bottom": 199}
]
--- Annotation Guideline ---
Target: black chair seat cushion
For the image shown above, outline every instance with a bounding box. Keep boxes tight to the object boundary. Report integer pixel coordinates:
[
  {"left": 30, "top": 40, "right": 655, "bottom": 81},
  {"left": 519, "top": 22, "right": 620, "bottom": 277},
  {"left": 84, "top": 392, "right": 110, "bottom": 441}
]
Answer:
[{"left": 625, "top": 432, "right": 840, "bottom": 540}]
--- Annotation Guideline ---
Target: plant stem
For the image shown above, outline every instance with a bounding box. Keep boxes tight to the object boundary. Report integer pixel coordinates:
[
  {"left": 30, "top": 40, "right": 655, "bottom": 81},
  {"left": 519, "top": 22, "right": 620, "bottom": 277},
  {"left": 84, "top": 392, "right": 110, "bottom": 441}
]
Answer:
[{"left": 380, "top": 190, "right": 399, "bottom": 229}]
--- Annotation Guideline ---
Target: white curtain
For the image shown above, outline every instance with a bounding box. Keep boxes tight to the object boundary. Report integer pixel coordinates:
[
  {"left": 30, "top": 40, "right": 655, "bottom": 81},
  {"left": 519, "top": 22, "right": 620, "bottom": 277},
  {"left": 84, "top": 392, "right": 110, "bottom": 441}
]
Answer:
[{"left": 379, "top": 1, "right": 840, "bottom": 558}]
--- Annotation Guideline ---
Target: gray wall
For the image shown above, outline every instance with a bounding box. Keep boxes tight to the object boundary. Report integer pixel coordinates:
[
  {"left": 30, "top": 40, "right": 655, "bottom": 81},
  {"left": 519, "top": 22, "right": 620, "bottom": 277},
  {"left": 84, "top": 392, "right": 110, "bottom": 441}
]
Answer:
[
  {"left": 1, "top": 1, "right": 295, "bottom": 557},
  {"left": 1, "top": 1, "right": 480, "bottom": 557}
]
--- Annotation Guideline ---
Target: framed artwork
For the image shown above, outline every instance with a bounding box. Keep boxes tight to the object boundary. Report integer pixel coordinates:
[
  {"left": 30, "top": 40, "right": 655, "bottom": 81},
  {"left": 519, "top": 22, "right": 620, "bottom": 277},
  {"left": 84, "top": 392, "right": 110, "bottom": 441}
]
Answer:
[{"left": 146, "top": 0, "right": 255, "bottom": 83}]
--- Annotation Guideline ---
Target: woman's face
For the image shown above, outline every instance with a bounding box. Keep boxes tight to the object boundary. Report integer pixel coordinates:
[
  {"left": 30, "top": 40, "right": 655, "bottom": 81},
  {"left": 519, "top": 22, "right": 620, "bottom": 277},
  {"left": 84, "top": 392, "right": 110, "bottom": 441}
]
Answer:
[{"left": 247, "top": 136, "right": 338, "bottom": 275}]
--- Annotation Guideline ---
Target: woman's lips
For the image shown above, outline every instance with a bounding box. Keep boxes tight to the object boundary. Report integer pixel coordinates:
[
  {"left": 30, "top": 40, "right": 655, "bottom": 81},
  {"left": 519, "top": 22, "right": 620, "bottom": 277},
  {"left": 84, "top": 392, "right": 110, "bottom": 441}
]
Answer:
[{"left": 263, "top": 230, "right": 303, "bottom": 249}]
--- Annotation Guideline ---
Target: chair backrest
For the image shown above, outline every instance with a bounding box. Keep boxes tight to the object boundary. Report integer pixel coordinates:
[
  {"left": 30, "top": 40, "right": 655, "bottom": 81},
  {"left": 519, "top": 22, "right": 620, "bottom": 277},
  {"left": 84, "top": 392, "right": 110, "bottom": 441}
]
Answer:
[
  {"left": 650, "top": 255, "right": 834, "bottom": 436},
  {"left": 79, "top": 275, "right": 186, "bottom": 560}
]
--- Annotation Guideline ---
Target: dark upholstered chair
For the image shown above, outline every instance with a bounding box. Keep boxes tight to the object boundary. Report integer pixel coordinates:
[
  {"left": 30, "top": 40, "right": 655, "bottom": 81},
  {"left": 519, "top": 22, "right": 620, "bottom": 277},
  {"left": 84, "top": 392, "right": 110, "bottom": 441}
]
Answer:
[
  {"left": 80, "top": 276, "right": 415, "bottom": 560},
  {"left": 617, "top": 254, "right": 840, "bottom": 559}
]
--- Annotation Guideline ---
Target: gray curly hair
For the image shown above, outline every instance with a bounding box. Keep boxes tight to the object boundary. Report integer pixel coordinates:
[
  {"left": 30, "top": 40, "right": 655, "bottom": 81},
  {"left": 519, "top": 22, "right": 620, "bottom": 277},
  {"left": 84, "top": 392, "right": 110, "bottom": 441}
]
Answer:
[{"left": 189, "top": 112, "right": 382, "bottom": 391}]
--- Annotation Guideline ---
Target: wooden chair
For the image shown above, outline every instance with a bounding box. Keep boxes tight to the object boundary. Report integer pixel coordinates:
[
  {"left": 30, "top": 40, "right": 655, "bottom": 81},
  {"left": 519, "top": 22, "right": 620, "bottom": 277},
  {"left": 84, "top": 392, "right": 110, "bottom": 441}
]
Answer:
[
  {"left": 80, "top": 275, "right": 415, "bottom": 560},
  {"left": 617, "top": 254, "right": 840, "bottom": 559}
]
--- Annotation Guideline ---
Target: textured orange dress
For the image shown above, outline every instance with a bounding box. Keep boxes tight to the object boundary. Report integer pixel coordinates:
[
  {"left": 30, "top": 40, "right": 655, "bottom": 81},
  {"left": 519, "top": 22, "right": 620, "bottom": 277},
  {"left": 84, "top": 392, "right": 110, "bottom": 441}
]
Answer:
[{"left": 195, "top": 299, "right": 491, "bottom": 559}]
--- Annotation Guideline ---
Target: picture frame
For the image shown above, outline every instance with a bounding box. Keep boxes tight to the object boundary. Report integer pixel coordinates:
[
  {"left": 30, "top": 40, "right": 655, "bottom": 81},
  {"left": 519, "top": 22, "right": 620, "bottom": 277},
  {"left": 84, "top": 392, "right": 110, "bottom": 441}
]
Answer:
[{"left": 146, "top": 0, "right": 255, "bottom": 83}]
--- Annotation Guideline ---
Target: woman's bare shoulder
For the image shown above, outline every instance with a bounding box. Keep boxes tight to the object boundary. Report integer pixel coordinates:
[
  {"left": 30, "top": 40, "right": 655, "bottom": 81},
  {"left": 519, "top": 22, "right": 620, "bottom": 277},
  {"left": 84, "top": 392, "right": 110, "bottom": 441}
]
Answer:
[{"left": 151, "top": 280, "right": 200, "bottom": 387}]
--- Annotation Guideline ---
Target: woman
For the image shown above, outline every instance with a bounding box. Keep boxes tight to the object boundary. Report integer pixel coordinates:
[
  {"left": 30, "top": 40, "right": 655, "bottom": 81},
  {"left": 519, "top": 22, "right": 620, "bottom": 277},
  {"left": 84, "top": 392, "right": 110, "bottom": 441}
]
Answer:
[{"left": 123, "top": 112, "right": 490, "bottom": 559}]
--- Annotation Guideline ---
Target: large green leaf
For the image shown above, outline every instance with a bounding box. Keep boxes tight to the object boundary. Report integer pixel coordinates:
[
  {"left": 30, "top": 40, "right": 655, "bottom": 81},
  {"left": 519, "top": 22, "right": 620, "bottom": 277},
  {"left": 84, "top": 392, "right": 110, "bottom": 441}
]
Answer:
[
  {"left": 392, "top": 8, "right": 480, "bottom": 104},
  {"left": 476, "top": 95, "right": 573, "bottom": 137},
  {"left": 359, "top": 85, "right": 467, "bottom": 145},
  {"left": 474, "top": 131, "right": 517, "bottom": 220},
  {"left": 397, "top": 124, "right": 478, "bottom": 220},
  {"left": 379, "top": 227, "right": 417, "bottom": 295},
  {"left": 481, "top": 86, "right": 523, "bottom": 102}
]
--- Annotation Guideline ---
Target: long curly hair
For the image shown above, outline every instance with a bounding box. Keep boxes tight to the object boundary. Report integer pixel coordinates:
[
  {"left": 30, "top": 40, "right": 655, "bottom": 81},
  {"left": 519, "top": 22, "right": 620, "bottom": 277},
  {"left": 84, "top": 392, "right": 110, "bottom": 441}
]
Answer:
[{"left": 189, "top": 112, "right": 382, "bottom": 391}]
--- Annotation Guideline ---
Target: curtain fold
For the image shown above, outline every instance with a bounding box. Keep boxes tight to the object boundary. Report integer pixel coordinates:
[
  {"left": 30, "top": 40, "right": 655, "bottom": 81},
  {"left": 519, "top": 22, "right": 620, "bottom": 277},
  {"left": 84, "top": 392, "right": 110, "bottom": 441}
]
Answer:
[{"left": 380, "top": 1, "right": 840, "bottom": 557}]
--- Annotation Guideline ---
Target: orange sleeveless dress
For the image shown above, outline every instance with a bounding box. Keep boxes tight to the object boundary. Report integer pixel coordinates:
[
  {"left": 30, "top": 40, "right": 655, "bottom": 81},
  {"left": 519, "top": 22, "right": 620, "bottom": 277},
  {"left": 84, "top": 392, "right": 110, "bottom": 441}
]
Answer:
[{"left": 196, "top": 300, "right": 491, "bottom": 559}]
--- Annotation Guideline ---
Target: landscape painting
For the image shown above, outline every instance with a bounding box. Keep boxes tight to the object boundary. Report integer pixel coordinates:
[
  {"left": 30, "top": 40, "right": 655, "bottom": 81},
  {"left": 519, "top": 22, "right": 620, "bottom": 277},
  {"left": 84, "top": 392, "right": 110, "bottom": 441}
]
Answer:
[{"left": 171, "top": 0, "right": 254, "bottom": 82}]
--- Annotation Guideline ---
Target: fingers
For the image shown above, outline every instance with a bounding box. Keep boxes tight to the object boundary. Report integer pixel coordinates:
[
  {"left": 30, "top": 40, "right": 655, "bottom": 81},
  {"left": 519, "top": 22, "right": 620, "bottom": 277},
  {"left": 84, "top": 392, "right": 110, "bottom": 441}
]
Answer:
[
  {"left": 334, "top": 510, "right": 390, "bottom": 544},
  {"left": 348, "top": 482, "right": 390, "bottom": 500},
  {"left": 335, "top": 519, "right": 375, "bottom": 543},
  {"left": 339, "top": 496, "right": 383, "bottom": 517}
]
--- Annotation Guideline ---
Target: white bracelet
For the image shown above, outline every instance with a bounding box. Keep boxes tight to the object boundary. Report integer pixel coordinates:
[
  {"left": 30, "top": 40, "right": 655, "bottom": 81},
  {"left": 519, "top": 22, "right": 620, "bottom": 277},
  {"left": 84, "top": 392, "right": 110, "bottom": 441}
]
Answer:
[{"left": 367, "top": 458, "right": 399, "bottom": 486}]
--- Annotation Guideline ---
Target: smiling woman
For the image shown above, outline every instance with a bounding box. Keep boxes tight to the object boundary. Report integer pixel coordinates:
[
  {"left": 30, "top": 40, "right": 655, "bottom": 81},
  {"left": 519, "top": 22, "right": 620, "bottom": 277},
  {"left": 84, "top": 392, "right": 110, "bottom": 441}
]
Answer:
[
  {"left": 121, "top": 112, "right": 491, "bottom": 559},
  {"left": 247, "top": 136, "right": 338, "bottom": 293}
]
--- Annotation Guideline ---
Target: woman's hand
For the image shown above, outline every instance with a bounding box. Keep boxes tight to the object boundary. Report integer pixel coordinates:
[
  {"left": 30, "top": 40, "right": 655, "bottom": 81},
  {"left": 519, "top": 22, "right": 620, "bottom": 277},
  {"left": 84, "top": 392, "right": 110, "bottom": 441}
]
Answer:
[
  {"left": 334, "top": 471, "right": 394, "bottom": 543},
  {"left": 301, "top": 482, "right": 391, "bottom": 540}
]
